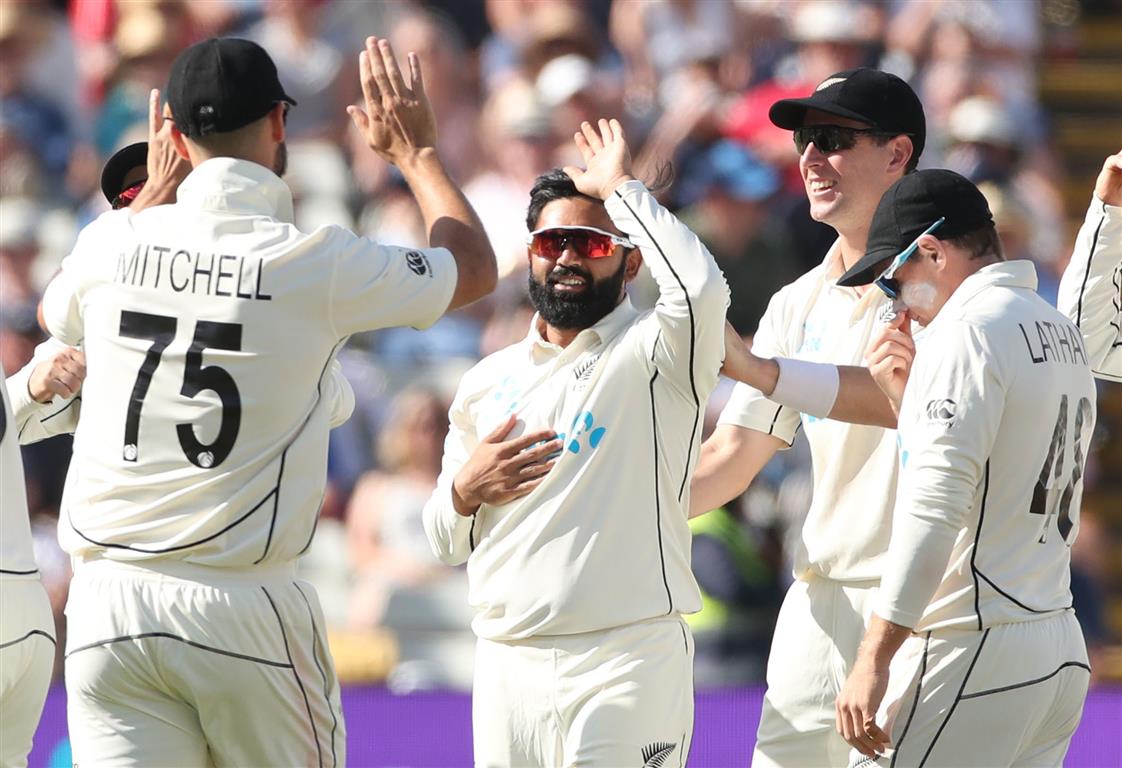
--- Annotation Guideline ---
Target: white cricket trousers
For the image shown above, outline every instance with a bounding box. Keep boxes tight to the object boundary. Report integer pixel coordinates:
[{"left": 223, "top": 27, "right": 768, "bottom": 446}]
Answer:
[
  {"left": 473, "top": 615, "right": 694, "bottom": 768},
  {"left": 752, "top": 575, "right": 879, "bottom": 768},
  {"left": 64, "top": 558, "right": 345, "bottom": 767},
  {"left": 866, "top": 610, "right": 1089, "bottom": 767},
  {"left": 0, "top": 577, "right": 55, "bottom": 768}
]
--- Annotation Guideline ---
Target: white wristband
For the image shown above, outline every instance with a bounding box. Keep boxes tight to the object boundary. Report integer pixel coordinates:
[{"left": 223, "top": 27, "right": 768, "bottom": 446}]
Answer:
[{"left": 771, "top": 358, "right": 840, "bottom": 418}]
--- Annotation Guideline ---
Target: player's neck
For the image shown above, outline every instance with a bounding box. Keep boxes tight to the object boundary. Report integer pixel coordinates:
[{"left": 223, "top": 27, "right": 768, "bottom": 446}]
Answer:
[{"left": 835, "top": 229, "right": 870, "bottom": 273}]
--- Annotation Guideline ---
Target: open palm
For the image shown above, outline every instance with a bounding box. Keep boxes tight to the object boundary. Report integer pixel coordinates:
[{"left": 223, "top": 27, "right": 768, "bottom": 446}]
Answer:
[{"left": 564, "top": 119, "right": 634, "bottom": 200}]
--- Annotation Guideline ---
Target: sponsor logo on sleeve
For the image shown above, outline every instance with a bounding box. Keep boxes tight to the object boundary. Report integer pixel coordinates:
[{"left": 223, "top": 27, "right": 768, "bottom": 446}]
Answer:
[
  {"left": 406, "top": 250, "right": 431, "bottom": 277},
  {"left": 925, "top": 398, "right": 956, "bottom": 426}
]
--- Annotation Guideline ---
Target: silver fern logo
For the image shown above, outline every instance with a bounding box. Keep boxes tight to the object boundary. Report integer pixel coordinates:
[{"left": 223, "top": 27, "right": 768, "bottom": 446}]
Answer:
[{"left": 641, "top": 741, "right": 677, "bottom": 767}]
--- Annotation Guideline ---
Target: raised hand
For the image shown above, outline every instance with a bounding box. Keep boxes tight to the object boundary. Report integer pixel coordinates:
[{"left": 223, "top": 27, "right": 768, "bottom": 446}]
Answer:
[
  {"left": 865, "top": 310, "right": 915, "bottom": 415},
  {"left": 147, "top": 89, "right": 190, "bottom": 191},
  {"left": 451, "top": 414, "right": 561, "bottom": 516},
  {"left": 563, "top": 119, "right": 635, "bottom": 201},
  {"left": 1094, "top": 149, "right": 1122, "bottom": 206},
  {"left": 28, "top": 346, "right": 86, "bottom": 403},
  {"left": 347, "top": 37, "right": 436, "bottom": 166}
]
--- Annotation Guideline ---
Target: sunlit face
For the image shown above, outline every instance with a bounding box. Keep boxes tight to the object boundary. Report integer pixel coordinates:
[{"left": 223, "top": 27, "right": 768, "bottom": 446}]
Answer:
[
  {"left": 797, "top": 110, "right": 904, "bottom": 233},
  {"left": 527, "top": 196, "right": 639, "bottom": 330},
  {"left": 890, "top": 241, "right": 948, "bottom": 326}
]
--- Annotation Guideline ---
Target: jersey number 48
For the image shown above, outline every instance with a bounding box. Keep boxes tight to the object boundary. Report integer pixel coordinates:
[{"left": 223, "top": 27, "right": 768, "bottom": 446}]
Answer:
[
  {"left": 120, "top": 310, "right": 242, "bottom": 469},
  {"left": 1030, "top": 393, "right": 1093, "bottom": 545}
]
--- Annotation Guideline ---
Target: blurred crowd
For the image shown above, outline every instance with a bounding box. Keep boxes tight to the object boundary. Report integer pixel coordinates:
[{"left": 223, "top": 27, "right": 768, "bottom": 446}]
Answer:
[{"left": 2, "top": 0, "right": 1114, "bottom": 691}]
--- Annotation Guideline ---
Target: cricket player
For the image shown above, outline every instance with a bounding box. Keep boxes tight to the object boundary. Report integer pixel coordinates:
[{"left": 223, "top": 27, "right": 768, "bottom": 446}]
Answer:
[
  {"left": 835, "top": 169, "right": 1093, "bottom": 766},
  {"left": 423, "top": 119, "right": 729, "bottom": 767},
  {"left": 0, "top": 365, "right": 57, "bottom": 768},
  {"left": 39, "top": 36, "right": 496, "bottom": 766},
  {"left": 689, "top": 68, "right": 925, "bottom": 767},
  {"left": 1058, "top": 149, "right": 1122, "bottom": 381}
]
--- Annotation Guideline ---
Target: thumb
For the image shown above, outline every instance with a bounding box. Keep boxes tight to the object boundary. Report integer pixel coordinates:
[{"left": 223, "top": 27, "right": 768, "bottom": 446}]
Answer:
[
  {"left": 346, "top": 105, "right": 369, "bottom": 133},
  {"left": 483, "top": 413, "right": 517, "bottom": 443},
  {"left": 562, "top": 165, "right": 584, "bottom": 183}
]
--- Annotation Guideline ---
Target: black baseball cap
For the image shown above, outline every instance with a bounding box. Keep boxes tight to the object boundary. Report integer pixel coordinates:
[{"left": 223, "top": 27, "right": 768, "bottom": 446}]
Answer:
[
  {"left": 100, "top": 142, "right": 148, "bottom": 204},
  {"left": 769, "top": 68, "right": 926, "bottom": 161},
  {"left": 837, "top": 169, "right": 995, "bottom": 287},
  {"left": 166, "top": 38, "right": 295, "bottom": 138}
]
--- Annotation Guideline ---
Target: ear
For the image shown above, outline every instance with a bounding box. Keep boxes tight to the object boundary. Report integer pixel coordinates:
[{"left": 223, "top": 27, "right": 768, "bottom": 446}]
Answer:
[
  {"left": 623, "top": 247, "right": 643, "bottom": 282},
  {"left": 916, "top": 234, "right": 946, "bottom": 268},
  {"left": 169, "top": 122, "right": 192, "bottom": 162},
  {"left": 269, "top": 103, "right": 287, "bottom": 143},
  {"left": 886, "top": 135, "right": 914, "bottom": 175}
]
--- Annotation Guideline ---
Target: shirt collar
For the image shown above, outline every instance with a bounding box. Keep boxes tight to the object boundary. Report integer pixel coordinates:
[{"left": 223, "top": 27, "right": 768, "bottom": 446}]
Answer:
[
  {"left": 175, "top": 158, "right": 295, "bottom": 224},
  {"left": 934, "top": 259, "right": 1038, "bottom": 322},
  {"left": 525, "top": 296, "right": 640, "bottom": 359}
]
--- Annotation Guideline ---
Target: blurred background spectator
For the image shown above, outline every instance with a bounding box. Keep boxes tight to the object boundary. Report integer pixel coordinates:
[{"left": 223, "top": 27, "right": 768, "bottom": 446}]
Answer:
[{"left": 5, "top": 0, "right": 1121, "bottom": 692}]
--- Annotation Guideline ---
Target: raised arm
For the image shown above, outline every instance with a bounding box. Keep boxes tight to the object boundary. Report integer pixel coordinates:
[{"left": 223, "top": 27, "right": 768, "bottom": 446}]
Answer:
[
  {"left": 347, "top": 37, "right": 496, "bottom": 311},
  {"left": 690, "top": 423, "right": 786, "bottom": 518},
  {"left": 566, "top": 119, "right": 730, "bottom": 395},
  {"left": 1057, "top": 150, "right": 1122, "bottom": 381}
]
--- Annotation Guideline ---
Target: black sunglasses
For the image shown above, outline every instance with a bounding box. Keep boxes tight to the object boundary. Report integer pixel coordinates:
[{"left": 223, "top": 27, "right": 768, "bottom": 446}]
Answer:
[{"left": 794, "top": 125, "right": 905, "bottom": 154}]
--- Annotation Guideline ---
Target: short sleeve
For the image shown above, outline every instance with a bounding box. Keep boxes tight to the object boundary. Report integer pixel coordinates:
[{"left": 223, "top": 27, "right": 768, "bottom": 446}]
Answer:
[
  {"left": 328, "top": 230, "right": 459, "bottom": 337},
  {"left": 715, "top": 285, "right": 800, "bottom": 445}
]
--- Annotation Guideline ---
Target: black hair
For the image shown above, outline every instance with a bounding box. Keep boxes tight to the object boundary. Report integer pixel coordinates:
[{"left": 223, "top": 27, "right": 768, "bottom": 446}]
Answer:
[
  {"left": 945, "top": 224, "right": 1004, "bottom": 261},
  {"left": 525, "top": 169, "right": 599, "bottom": 231}
]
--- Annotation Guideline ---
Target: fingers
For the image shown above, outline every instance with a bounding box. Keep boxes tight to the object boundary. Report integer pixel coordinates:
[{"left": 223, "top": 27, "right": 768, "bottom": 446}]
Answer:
[
  {"left": 346, "top": 104, "right": 369, "bottom": 133},
  {"left": 378, "top": 39, "right": 409, "bottom": 97},
  {"left": 868, "top": 341, "right": 915, "bottom": 371},
  {"left": 148, "top": 88, "right": 162, "bottom": 139},
  {"left": 562, "top": 164, "right": 584, "bottom": 183},
  {"left": 408, "top": 52, "right": 424, "bottom": 95},
  {"left": 572, "top": 131, "right": 594, "bottom": 165},
  {"left": 513, "top": 438, "right": 563, "bottom": 466},
  {"left": 501, "top": 429, "right": 559, "bottom": 456},
  {"left": 367, "top": 39, "right": 395, "bottom": 106},
  {"left": 358, "top": 41, "right": 380, "bottom": 109},
  {"left": 608, "top": 118, "right": 624, "bottom": 145},
  {"left": 483, "top": 413, "right": 518, "bottom": 443},
  {"left": 517, "top": 458, "right": 556, "bottom": 480},
  {"left": 580, "top": 121, "right": 603, "bottom": 153}
]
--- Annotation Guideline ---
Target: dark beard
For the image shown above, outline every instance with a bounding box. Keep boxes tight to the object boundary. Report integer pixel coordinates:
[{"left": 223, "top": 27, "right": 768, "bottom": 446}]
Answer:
[
  {"left": 273, "top": 141, "right": 287, "bottom": 177},
  {"left": 527, "top": 259, "right": 627, "bottom": 330}
]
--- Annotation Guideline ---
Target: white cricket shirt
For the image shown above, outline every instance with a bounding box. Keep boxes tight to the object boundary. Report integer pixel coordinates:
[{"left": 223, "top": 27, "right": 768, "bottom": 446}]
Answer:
[
  {"left": 877, "top": 261, "right": 1096, "bottom": 632},
  {"left": 6, "top": 338, "right": 82, "bottom": 445},
  {"left": 40, "top": 158, "right": 455, "bottom": 567},
  {"left": 423, "top": 181, "right": 730, "bottom": 641},
  {"left": 1057, "top": 195, "right": 1121, "bottom": 381},
  {"left": 1, "top": 366, "right": 38, "bottom": 579},
  {"left": 718, "top": 242, "right": 907, "bottom": 582}
]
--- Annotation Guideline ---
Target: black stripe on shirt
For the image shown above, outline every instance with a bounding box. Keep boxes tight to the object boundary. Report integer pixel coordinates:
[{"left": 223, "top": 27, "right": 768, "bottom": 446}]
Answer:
[
  {"left": 1073, "top": 211, "right": 1106, "bottom": 328},
  {"left": 0, "top": 628, "right": 56, "bottom": 651},
  {"left": 959, "top": 661, "right": 1090, "bottom": 700},
  {"left": 0, "top": 567, "right": 39, "bottom": 575},
  {"left": 649, "top": 368, "right": 673, "bottom": 615},
  {"left": 970, "top": 461, "right": 990, "bottom": 630},
  {"left": 65, "top": 631, "right": 289, "bottom": 667},
  {"left": 18, "top": 395, "right": 81, "bottom": 441},
  {"left": 890, "top": 631, "right": 931, "bottom": 768},
  {"left": 263, "top": 586, "right": 322, "bottom": 768},
  {"left": 613, "top": 191, "right": 702, "bottom": 504},
  {"left": 917, "top": 628, "right": 989, "bottom": 767},
  {"left": 974, "top": 568, "right": 1071, "bottom": 614}
]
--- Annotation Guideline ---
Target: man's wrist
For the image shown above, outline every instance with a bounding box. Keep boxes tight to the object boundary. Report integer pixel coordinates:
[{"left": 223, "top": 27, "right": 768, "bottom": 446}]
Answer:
[
  {"left": 600, "top": 174, "right": 635, "bottom": 200},
  {"left": 451, "top": 476, "right": 479, "bottom": 517},
  {"left": 395, "top": 147, "right": 442, "bottom": 176},
  {"left": 27, "top": 364, "right": 54, "bottom": 404}
]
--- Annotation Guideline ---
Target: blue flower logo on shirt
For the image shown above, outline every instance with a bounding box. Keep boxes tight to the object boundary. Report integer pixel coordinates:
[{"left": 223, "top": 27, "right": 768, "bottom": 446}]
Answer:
[
  {"left": 492, "top": 375, "right": 520, "bottom": 415},
  {"left": 557, "top": 411, "right": 607, "bottom": 455}
]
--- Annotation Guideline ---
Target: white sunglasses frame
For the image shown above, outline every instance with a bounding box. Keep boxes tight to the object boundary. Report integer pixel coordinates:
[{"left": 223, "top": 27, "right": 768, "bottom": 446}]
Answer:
[
  {"left": 874, "top": 217, "right": 946, "bottom": 299},
  {"left": 526, "top": 225, "right": 635, "bottom": 252}
]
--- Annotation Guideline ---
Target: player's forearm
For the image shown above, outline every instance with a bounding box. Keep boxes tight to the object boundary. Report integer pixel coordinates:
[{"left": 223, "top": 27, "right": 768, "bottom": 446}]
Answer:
[
  {"left": 129, "top": 176, "right": 179, "bottom": 212},
  {"left": 855, "top": 614, "right": 913, "bottom": 671},
  {"left": 876, "top": 499, "right": 961, "bottom": 629},
  {"left": 397, "top": 148, "right": 496, "bottom": 311},
  {"left": 690, "top": 424, "right": 782, "bottom": 518},
  {"left": 829, "top": 366, "right": 898, "bottom": 428},
  {"left": 606, "top": 181, "right": 730, "bottom": 318},
  {"left": 1057, "top": 196, "right": 1121, "bottom": 379}
]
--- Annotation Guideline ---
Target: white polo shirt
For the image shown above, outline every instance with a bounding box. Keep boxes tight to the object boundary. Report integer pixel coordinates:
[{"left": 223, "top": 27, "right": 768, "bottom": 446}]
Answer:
[
  {"left": 1057, "top": 195, "right": 1121, "bottom": 381},
  {"left": 877, "top": 261, "right": 1096, "bottom": 632},
  {"left": 718, "top": 242, "right": 907, "bottom": 582},
  {"left": 423, "top": 180, "right": 730, "bottom": 642},
  {"left": 1, "top": 366, "right": 38, "bottom": 579},
  {"left": 40, "top": 158, "right": 455, "bottom": 567}
]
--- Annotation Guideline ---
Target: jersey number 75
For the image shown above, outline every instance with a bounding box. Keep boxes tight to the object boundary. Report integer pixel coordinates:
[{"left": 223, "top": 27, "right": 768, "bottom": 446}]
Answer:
[{"left": 119, "top": 310, "right": 242, "bottom": 469}]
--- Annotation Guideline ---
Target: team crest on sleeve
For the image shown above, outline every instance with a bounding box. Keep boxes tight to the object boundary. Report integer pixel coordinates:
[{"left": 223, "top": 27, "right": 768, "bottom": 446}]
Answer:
[
  {"left": 641, "top": 741, "right": 678, "bottom": 767},
  {"left": 925, "top": 398, "right": 956, "bottom": 426},
  {"left": 405, "top": 250, "right": 431, "bottom": 277}
]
